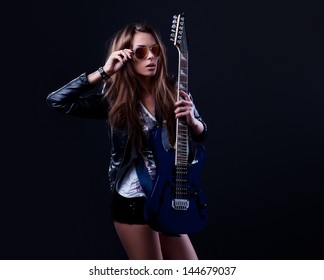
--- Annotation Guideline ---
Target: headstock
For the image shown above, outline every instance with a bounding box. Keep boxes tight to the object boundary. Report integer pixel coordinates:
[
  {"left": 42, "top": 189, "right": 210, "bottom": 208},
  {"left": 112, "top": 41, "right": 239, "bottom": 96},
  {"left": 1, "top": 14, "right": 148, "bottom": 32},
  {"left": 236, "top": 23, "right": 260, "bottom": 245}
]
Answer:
[{"left": 170, "top": 13, "right": 188, "bottom": 53}]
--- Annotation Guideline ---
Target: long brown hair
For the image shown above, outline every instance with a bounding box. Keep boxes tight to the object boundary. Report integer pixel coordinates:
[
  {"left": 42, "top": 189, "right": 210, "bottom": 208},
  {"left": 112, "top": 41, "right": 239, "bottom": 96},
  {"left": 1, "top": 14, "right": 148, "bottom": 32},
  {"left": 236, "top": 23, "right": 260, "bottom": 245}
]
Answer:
[{"left": 103, "top": 23, "right": 177, "bottom": 149}]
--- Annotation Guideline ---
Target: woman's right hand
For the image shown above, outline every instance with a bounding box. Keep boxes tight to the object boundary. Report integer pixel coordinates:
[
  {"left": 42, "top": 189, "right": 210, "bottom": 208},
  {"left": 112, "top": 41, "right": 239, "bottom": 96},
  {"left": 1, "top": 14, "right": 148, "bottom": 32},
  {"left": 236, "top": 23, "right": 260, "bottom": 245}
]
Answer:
[{"left": 103, "top": 49, "right": 133, "bottom": 75}]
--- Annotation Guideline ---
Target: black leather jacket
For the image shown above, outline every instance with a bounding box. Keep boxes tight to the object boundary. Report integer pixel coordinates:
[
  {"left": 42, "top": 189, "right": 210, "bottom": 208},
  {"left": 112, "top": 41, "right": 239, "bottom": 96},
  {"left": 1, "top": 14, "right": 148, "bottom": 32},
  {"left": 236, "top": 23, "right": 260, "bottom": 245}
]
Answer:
[{"left": 46, "top": 73, "right": 207, "bottom": 191}]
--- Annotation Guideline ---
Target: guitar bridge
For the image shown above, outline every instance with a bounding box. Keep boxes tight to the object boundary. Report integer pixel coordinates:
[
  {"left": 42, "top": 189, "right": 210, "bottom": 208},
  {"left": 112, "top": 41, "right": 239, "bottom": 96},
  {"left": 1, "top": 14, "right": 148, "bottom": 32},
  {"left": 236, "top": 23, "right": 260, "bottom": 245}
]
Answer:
[{"left": 172, "top": 199, "right": 189, "bottom": 210}]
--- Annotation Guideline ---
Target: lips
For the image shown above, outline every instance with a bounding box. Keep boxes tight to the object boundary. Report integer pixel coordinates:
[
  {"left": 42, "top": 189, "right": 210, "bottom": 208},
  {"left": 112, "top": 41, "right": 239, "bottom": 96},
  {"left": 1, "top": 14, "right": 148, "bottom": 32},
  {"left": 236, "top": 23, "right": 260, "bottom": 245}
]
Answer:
[{"left": 146, "top": 63, "right": 156, "bottom": 68}]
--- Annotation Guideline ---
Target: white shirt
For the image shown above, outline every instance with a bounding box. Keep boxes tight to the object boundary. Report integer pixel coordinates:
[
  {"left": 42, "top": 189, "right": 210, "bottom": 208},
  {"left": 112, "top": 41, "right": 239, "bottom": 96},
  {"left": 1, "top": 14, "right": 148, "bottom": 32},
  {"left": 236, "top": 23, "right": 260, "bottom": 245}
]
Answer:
[{"left": 116, "top": 102, "right": 157, "bottom": 198}]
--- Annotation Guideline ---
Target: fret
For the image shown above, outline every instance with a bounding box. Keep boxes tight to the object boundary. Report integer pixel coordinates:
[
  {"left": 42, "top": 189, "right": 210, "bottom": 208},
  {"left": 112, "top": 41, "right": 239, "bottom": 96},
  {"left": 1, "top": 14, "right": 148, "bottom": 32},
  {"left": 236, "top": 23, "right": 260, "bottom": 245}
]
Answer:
[
  {"left": 178, "top": 119, "right": 187, "bottom": 127},
  {"left": 180, "top": 71, "right": 188, "bottom": 80},
  {"left": 180, "top": 52, "right": 188, "bottom": 66},
  {"left": 179, "top": 83, "right": 188, "bottom": 91},
  {"left": 177, "top": 141, "right": 187, "bottom": 146},
  {"left": 177, "top": 135, "right": 187, "bottom": 141},
  {"left": 177, "top": 141, "right": 187, "bottom": 148},
  {"left": 177, "top": 150, "right": 187, "bottom": 155},
  {"left": 180, "top": 68, "right": 188, "bottom": 76},
  {"left": 175, "top": 170, "right": 187, "bottom": 176}
]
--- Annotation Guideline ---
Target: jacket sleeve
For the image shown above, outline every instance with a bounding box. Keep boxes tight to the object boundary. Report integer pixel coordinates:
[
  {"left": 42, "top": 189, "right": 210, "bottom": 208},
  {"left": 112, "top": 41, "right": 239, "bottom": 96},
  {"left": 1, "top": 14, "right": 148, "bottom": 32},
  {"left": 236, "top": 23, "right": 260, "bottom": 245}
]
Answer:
[
  {"left": 46, "top": 72, "right": 108, "bottom": 119},
  {"left": 189, "top": 93, "right": 207, "bottom": 143},
  {"left": 191, "top": 109, "right": 208, "bottom": 143}
]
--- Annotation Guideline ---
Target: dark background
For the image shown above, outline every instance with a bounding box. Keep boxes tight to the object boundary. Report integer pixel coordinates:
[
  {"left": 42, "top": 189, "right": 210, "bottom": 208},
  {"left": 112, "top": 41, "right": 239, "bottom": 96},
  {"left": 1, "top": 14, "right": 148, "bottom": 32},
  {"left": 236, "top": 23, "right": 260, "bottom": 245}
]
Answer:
[{"left": 2, "top": 0, "right": 323, "bottom": 260}]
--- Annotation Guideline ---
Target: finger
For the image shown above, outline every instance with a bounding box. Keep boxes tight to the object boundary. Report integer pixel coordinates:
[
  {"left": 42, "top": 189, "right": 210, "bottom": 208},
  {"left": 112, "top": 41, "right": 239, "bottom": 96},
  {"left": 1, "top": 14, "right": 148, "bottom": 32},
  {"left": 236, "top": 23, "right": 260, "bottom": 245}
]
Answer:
[
  {"left": 174, "top": 106, "right": 191, "bottom": 115},
  {"left": 117, "top": 51, "right": 127, "bottom": 62},
  {"left": 175, "top": 111, "right": 190, "bottom": 119},
  {"left": 109, "top": 51, "right": 126, "bottom": 65},
  {"left": 124, "top": 49, "right": 134, "bottom": 59},
  {"left": 114, "top": 55, "right": 124, "bottom": 64},
  {"left": 110, "top": 52, "right": 124, "bottom": 61},
  {"left": 175, "top": 99, "right": 192, "bottom": 107},
  {"left": 119, "top": 49, "right": 133, "bottom": 61},
  {"left": 179, "top": 90, "right": 190, "bottom": 100}
]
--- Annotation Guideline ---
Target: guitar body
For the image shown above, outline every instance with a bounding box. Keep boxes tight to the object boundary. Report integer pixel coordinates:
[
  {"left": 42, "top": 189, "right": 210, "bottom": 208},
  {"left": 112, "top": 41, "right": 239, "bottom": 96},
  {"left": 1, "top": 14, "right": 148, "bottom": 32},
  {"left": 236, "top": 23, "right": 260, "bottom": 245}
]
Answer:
[{"left": 144, "top": 126, "right": 208, "bottom": 234}]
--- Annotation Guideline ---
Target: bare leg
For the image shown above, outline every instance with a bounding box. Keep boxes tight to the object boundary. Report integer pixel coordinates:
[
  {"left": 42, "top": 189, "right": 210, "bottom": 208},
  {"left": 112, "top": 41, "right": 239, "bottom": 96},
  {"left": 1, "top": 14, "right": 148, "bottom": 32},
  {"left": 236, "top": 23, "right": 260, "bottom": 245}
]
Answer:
[
  {"left": 114, "top": 221, "right": 163, "bottom": 260},
  {"left": 159, "top": 233, "right": 198, "bottom": 260}
]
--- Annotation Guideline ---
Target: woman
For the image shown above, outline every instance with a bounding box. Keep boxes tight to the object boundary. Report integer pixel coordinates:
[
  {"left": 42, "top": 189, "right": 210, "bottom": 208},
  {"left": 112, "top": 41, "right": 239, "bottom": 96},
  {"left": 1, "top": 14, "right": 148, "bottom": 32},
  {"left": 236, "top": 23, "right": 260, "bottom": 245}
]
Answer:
[{"left": 46, "top": 23, "right": 207, "bottom": 259}]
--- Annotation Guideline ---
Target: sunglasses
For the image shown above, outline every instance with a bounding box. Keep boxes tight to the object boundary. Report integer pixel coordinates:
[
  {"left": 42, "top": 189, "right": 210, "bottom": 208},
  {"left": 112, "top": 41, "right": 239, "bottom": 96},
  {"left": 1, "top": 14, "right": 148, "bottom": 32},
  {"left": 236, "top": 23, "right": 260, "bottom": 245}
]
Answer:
[{"left": 133, "top": 44, "right": 160, "bottom": 59}]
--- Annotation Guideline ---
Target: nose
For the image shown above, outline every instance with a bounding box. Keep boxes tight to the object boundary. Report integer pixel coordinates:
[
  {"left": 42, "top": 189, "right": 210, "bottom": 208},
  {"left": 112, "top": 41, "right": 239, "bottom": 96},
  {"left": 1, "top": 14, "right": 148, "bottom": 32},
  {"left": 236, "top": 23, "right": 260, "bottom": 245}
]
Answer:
[{"left": 147, "top": 49, "right": 155, "bottom": 59}]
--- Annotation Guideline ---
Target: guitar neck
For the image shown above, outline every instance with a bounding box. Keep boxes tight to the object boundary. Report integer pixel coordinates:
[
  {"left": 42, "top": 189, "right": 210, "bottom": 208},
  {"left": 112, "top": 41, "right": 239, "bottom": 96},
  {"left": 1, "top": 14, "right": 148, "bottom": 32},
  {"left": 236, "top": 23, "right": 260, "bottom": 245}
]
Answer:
[{"left": 175, "top": 51, "right": 189, "bottom": 166}]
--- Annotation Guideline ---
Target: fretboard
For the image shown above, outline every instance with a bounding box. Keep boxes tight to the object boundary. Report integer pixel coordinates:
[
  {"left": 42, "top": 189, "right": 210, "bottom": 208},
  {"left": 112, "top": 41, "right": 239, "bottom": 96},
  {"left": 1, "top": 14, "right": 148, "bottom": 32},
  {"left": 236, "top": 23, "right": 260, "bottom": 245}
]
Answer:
[{"left": 175, "top": 51, "right": 189, "bottom": 166}]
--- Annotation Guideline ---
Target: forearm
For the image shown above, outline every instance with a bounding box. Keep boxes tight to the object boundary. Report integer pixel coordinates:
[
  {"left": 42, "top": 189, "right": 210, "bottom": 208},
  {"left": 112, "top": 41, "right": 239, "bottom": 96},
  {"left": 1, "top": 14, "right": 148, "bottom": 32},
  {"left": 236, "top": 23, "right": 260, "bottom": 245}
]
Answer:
[
  {"left": 87, "top": 66, "right": 113, "bottom": 84},
  {"left": 189, "top": 118, "right": 204, "bottom": 136},
  {"left": 190, "top": 117, "right": 207, "bottom": 143}
]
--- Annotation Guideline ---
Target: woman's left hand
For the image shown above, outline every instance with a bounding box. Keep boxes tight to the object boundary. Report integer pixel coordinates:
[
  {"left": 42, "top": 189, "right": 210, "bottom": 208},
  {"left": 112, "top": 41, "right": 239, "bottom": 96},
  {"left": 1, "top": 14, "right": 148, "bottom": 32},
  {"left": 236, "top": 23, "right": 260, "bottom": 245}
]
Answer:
[
  {"left": 174, "top": 90, "right": 204, "bottom": 135},
  {"left": 174, "top": 90, "right": 195, "bottom": 125}
]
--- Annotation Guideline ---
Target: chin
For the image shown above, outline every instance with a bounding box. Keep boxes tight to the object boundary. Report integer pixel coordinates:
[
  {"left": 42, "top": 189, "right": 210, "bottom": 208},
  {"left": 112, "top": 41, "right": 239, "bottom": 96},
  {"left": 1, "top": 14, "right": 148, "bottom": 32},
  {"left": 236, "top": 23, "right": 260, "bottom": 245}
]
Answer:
[{"left": 139, "top": 72, "right": 157, "bottom": 78}]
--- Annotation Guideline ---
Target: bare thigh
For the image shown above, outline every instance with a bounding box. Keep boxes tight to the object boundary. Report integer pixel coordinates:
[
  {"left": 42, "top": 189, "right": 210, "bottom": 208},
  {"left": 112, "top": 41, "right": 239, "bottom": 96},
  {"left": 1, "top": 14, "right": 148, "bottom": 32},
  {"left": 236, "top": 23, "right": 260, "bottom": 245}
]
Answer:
[
  {"left": 114, "top": 221, "right": 163, "bottom": 260},
  {"left": 159, "top": 233, "right": 198, "bottom": 260}
]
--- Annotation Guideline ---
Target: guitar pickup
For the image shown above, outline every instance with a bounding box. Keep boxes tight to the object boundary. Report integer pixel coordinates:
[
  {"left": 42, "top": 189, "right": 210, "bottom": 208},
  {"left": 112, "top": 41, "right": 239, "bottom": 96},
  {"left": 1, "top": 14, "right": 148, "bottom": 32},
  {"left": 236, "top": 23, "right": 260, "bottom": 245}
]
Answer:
[{"left": 172, "top": 199, "right": 189, "bottom": 210}]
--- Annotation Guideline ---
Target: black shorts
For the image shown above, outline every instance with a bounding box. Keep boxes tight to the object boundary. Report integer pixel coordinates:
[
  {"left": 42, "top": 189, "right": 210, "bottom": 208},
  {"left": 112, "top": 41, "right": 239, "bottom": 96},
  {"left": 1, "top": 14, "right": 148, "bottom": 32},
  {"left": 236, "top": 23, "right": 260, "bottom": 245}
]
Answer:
[{"left": 111, "top": 190, "right": 147, "bottom": 224}]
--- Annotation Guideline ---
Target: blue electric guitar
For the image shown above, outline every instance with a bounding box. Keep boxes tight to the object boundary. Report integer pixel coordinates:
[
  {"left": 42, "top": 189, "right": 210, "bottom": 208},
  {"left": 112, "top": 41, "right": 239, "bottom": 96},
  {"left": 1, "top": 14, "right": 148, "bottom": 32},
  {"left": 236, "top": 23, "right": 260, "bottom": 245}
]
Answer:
[{"left": 143, "top": 13, "right": 208, "bottom": 234}]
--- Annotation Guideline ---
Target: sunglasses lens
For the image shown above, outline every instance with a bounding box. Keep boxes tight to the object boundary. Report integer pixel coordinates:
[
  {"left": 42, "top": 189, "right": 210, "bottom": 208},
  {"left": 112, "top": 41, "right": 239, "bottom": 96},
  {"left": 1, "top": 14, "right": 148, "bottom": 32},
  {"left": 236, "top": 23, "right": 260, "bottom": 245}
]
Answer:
[
  {"left": 134, "top": 45, "right": 160, "bottom": 59},
  {"left": 151, "top": 45, "right": 160, "bottom": 57},
  {"left": 134, "top": 47, "right": 148, "bottom": 59}
]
